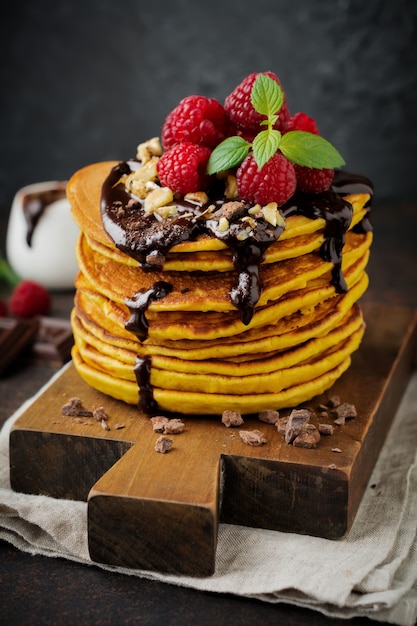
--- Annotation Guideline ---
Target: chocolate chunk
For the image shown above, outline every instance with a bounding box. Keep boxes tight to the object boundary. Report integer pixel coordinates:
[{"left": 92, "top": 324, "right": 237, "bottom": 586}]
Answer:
[
  {"left": 154, "top": 435, "right": 173, "bottom": 454},
  {"left": 318, "top": 423, "right": 334, "bottom": 436},
  {"left": 150, "top": 416, "right": 170, "bottom": 433},
  {"left": 163, "top": 418, "right": 185, "bottom": 434},
  {"left": 93, "top": 406, "right": 109, "bottom": 422},
  {"left": 212, "top": 201, "right": 246, "bottom": 223},
  {"left": 0, "top": 317, "right": 39, "bottom": 375},
  {"left": 284, "top": 408, "right": 312, "bottom": 444},
  {"left": 32, "top": 317, "right": 73, "bottom": 363},
  {"left": 61, "top": 397, "right": 93, "bottom": 417},
  {"left": 276, "top": 416, "right": 289, "bottom": 436},
  {"left": 222, "top": 410, "right": 244, "bottom": 428},
  {"left": 258, "top": 409, "right": 280, "bottom": 424},
  {"left": 239, "top": 429, "right": 267, "bottom": 446},
  {"left": 332, "top": 402, "right": 357, "bottom": 421},
  {"left": 293, "top": 424, "right": 321, "bottom": 448},
  {"left": 327, "top": 395, "right": 341, "bottom": 408}
]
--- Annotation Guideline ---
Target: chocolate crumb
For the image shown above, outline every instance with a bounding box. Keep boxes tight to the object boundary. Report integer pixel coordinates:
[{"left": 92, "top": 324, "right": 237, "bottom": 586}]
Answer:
[
  {"left": 317, "top": 403, "right": 328, "bottom": 412},
  {"left": 93, "top": 406, "right": 109, "bottom": 422},
  {"left": 276, "top": 416, "right": 289, "bottom": 436},
  {"left": 318, "top": 423, "right": 334, "bottom": 436},
  {"left": 150, "top": 416, "right": 170, "bottom": 432},
  {"left": 318, "top": 410, "right": 329, "bottom": 419},
  {"left": 328, "top": 463, "right": 337, "bottom": 470},
  {"left": 100, "top": 419, "right": 110, "bottom": 431},
  {"left": 222, "top": 410, "right": 244, "bottom": 428},
  {"left": 163, "top": 418, "right": 185, "bottom": 434},
  {"left": 293, "top": 424, "right": 320, "bottom": 448},
  {"left": 114, "top": 423, "right": 125, "bottom": 430},
  {"left": 61, "top": 397, "right": 93, "bottom": 417},
  {"left": 327, "top": 395, "right": 341, "bottom": 408},
  {"left": 154, "top": 435, "right": 173, "bottom": 453},
  {"left": 239, "top": 429, "right": 267, "bottom": 446},
  {"left": 332, "top": 447, "right": 342, "bottom": 453},
  {"left": 284, "top": 408, "right": 311, "bottom": 444},
  {"left": 332, "top": 402, "right": 357, "bottom": 421},
  {"left": 258, "top": 409, "right": 280, "bottom": 425}
]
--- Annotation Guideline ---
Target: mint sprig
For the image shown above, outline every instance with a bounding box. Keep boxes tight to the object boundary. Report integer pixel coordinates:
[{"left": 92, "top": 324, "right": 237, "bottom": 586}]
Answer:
[{"left": 207, "top": 73, "right": 345, "bottom": 175}]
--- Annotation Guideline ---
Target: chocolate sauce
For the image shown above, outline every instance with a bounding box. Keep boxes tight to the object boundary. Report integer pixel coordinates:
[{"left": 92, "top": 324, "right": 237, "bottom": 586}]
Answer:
[
  {"left": 125, "top": 281, "right": 173, "bottom": 341},
  {"left": 23, "top": 186, "right": 67, "bottom": 246},
  {"left": 134, "top": 356, "right": 157, "bottom": 414},
  {"left": 101, "top": 162, "right": 373, "bottom": 413}
]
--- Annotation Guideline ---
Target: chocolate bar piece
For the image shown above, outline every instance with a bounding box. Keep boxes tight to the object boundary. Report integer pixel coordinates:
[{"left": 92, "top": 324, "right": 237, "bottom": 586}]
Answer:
[
  {"left": 0, "top": 317, "right": 39, "bottom": 375},
  {"left": 32, "top": 317, "right": 73, "bottom": 363}
]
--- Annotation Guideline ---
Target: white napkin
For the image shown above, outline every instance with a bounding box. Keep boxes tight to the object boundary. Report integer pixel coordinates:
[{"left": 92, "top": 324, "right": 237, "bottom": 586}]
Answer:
[{"left": 1, "top": 364, "right": 416, "bottom": 626}]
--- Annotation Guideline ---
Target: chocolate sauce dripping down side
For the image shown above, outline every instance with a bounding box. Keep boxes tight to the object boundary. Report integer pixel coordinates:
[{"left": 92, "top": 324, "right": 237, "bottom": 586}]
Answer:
[
  {"left": 134, "top": 356, "right": 158, "bottom": 414},
  {"left": 125, "top": 281, "right": 173, "bottom": 341},
  {"left": 23, "top": 188, "right": 67, "bottom": 246}
]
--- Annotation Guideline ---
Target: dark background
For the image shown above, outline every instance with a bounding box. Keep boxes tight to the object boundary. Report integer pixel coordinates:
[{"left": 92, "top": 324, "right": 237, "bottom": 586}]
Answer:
[{"left": 1, "top": 0, "right": 416, "bottom": 219}]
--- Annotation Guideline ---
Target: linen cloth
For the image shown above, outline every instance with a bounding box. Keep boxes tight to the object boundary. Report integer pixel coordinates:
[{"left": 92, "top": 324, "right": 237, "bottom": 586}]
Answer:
[{"left": 1, "top": 363, "right": 416, "bottom": 626}]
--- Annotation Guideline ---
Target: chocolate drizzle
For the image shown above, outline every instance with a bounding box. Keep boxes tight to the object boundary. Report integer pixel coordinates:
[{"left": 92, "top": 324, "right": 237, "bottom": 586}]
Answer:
[
  {"left": 134, "top": 356, "right": 157, "bottom": 414},
  {"left": 100, "top": 161, "right": 373, "bottom": 414},
  {"left": 125, "top": 281, "right": 173, "bottom": 341}
]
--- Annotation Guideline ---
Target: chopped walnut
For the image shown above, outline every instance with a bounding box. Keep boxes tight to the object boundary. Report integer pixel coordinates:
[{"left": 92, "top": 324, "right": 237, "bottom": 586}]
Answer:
[
  {"left": 61, "top": 397, "right": 93, "bottom": 417},
  {"left": 222, "top": 410, "right": 244, "bottom": 428},
  {"left": 144, "top": 187, "right": 174, "bottom": 213},
  {"left": 154, "top": 435, "right": 173, "bottom": 454},
  {"left": 184, "top": 191, "right": 209, "bottom": 205},
  {"left": 136, "top": 137, "right": 162, "bottom": 163},
  {"left": 239, "top": 429, "right": 267, "bottom": 446}
]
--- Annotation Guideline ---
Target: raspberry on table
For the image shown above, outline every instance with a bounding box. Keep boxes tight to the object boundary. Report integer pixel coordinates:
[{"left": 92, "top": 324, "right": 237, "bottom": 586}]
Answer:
[
  {"left": 224, "top": 71, "right": 290, "bottom": 136},
  {"left": 294, "top": 164, "right": 335, "bottom": 193},
  {"left": 284, "top": 112, "right": 319, "bottom": 135},
  {"left": 157, "top": 142, "right": 212, "bottom": 196},
  {"left": 236, "top": 152, "right": 296, "bottom": 206},
  {"left": 161, "top": 95, "right": 229, "bottom": 150},
  {"left": 8, "top": 280, "right": 51, "bottom": 318}
]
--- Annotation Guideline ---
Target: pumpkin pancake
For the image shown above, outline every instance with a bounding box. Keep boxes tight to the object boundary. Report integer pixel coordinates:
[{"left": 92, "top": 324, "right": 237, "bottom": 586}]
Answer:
[{"left": 68, "top": 118, "right": 373, "bottom": 415}]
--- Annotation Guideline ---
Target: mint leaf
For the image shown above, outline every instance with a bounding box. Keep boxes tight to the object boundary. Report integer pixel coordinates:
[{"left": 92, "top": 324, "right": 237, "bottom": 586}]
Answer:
[
  {"left": 206, "top": 136, "right": 250, "bottom": 175},
  {"left": 251, "top": 74, "right": 284, "bottom": 119},
  {"left": 252, "top": 129, "right": 282, "bottom": 170},
  {"left": 280, "top": 131, "right": 345, "bottom": 169}
]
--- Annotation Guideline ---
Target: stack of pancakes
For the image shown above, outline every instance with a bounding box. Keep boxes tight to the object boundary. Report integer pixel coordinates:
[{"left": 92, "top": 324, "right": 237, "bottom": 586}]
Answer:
[{"left": 67, "top": 160, "right": 372, "bottom": 415}]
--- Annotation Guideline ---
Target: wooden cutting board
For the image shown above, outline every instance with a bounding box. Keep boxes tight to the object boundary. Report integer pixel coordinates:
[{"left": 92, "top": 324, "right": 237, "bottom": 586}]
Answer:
[{"left": 9, "top": 303, "right": 417, "bottom": 577}]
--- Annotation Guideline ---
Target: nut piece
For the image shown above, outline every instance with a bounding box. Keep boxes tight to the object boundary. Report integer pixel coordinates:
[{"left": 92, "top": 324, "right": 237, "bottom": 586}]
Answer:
[
  {"left": 154, "top": 435, "right": 173, "bottom": 454},
  {"left": 222, "top": 410, "right": 244, "bottom": 428},
  {"left": 136, "top": 137, "right": 162, "bottom": 163},
  {"left": 144, "top": 187, "right": 174, "bottom": 213},
  {"left": 184, "top": 191, "right": 209, "bottom": 205},
  {"left": 225, "top": 175, "right": 238, "bottom": 199},
  {"left": 239, "top": 429, "right": 267, "bottom": 446}
]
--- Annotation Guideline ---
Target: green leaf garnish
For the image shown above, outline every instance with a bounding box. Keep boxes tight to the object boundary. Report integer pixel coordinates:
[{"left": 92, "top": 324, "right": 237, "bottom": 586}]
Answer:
[
  {"left": 280, "top": 131, "right": 345, "bottom": 169},
  {"left": 252, "top": 129, "right": 282, "bottom": 170},
  {"left": 207, "top": 136, "right": 250, "bottom": 175},
  {"left": 251, "top": 74, "right": 284, "bottom": 120}
]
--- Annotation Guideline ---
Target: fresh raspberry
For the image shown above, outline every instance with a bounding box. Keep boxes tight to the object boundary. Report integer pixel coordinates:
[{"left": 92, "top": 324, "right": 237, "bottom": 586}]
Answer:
[
  {"left": 284, "top": 112, "right": 319, "bottom": 135},
  {"left": 224, "top": 71, "right": 290, "bottom": 136},
  {"left": 8, "top": 280, "right": 51, "bottom": 318},
  {"left": 294, "top": 164, "right": 335, "bottom": 193},
  {"left": 236, "top": 152, "right": 296, "bottom": 206},
  {"left": 0, "top": 300, "right": 7, "bottom": 317},
  {"left": 157, "top": 142, "right": 212, "bottom": 195},
  {"left": 161, "top": 95, "right": 229, "bottom": 150}
]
